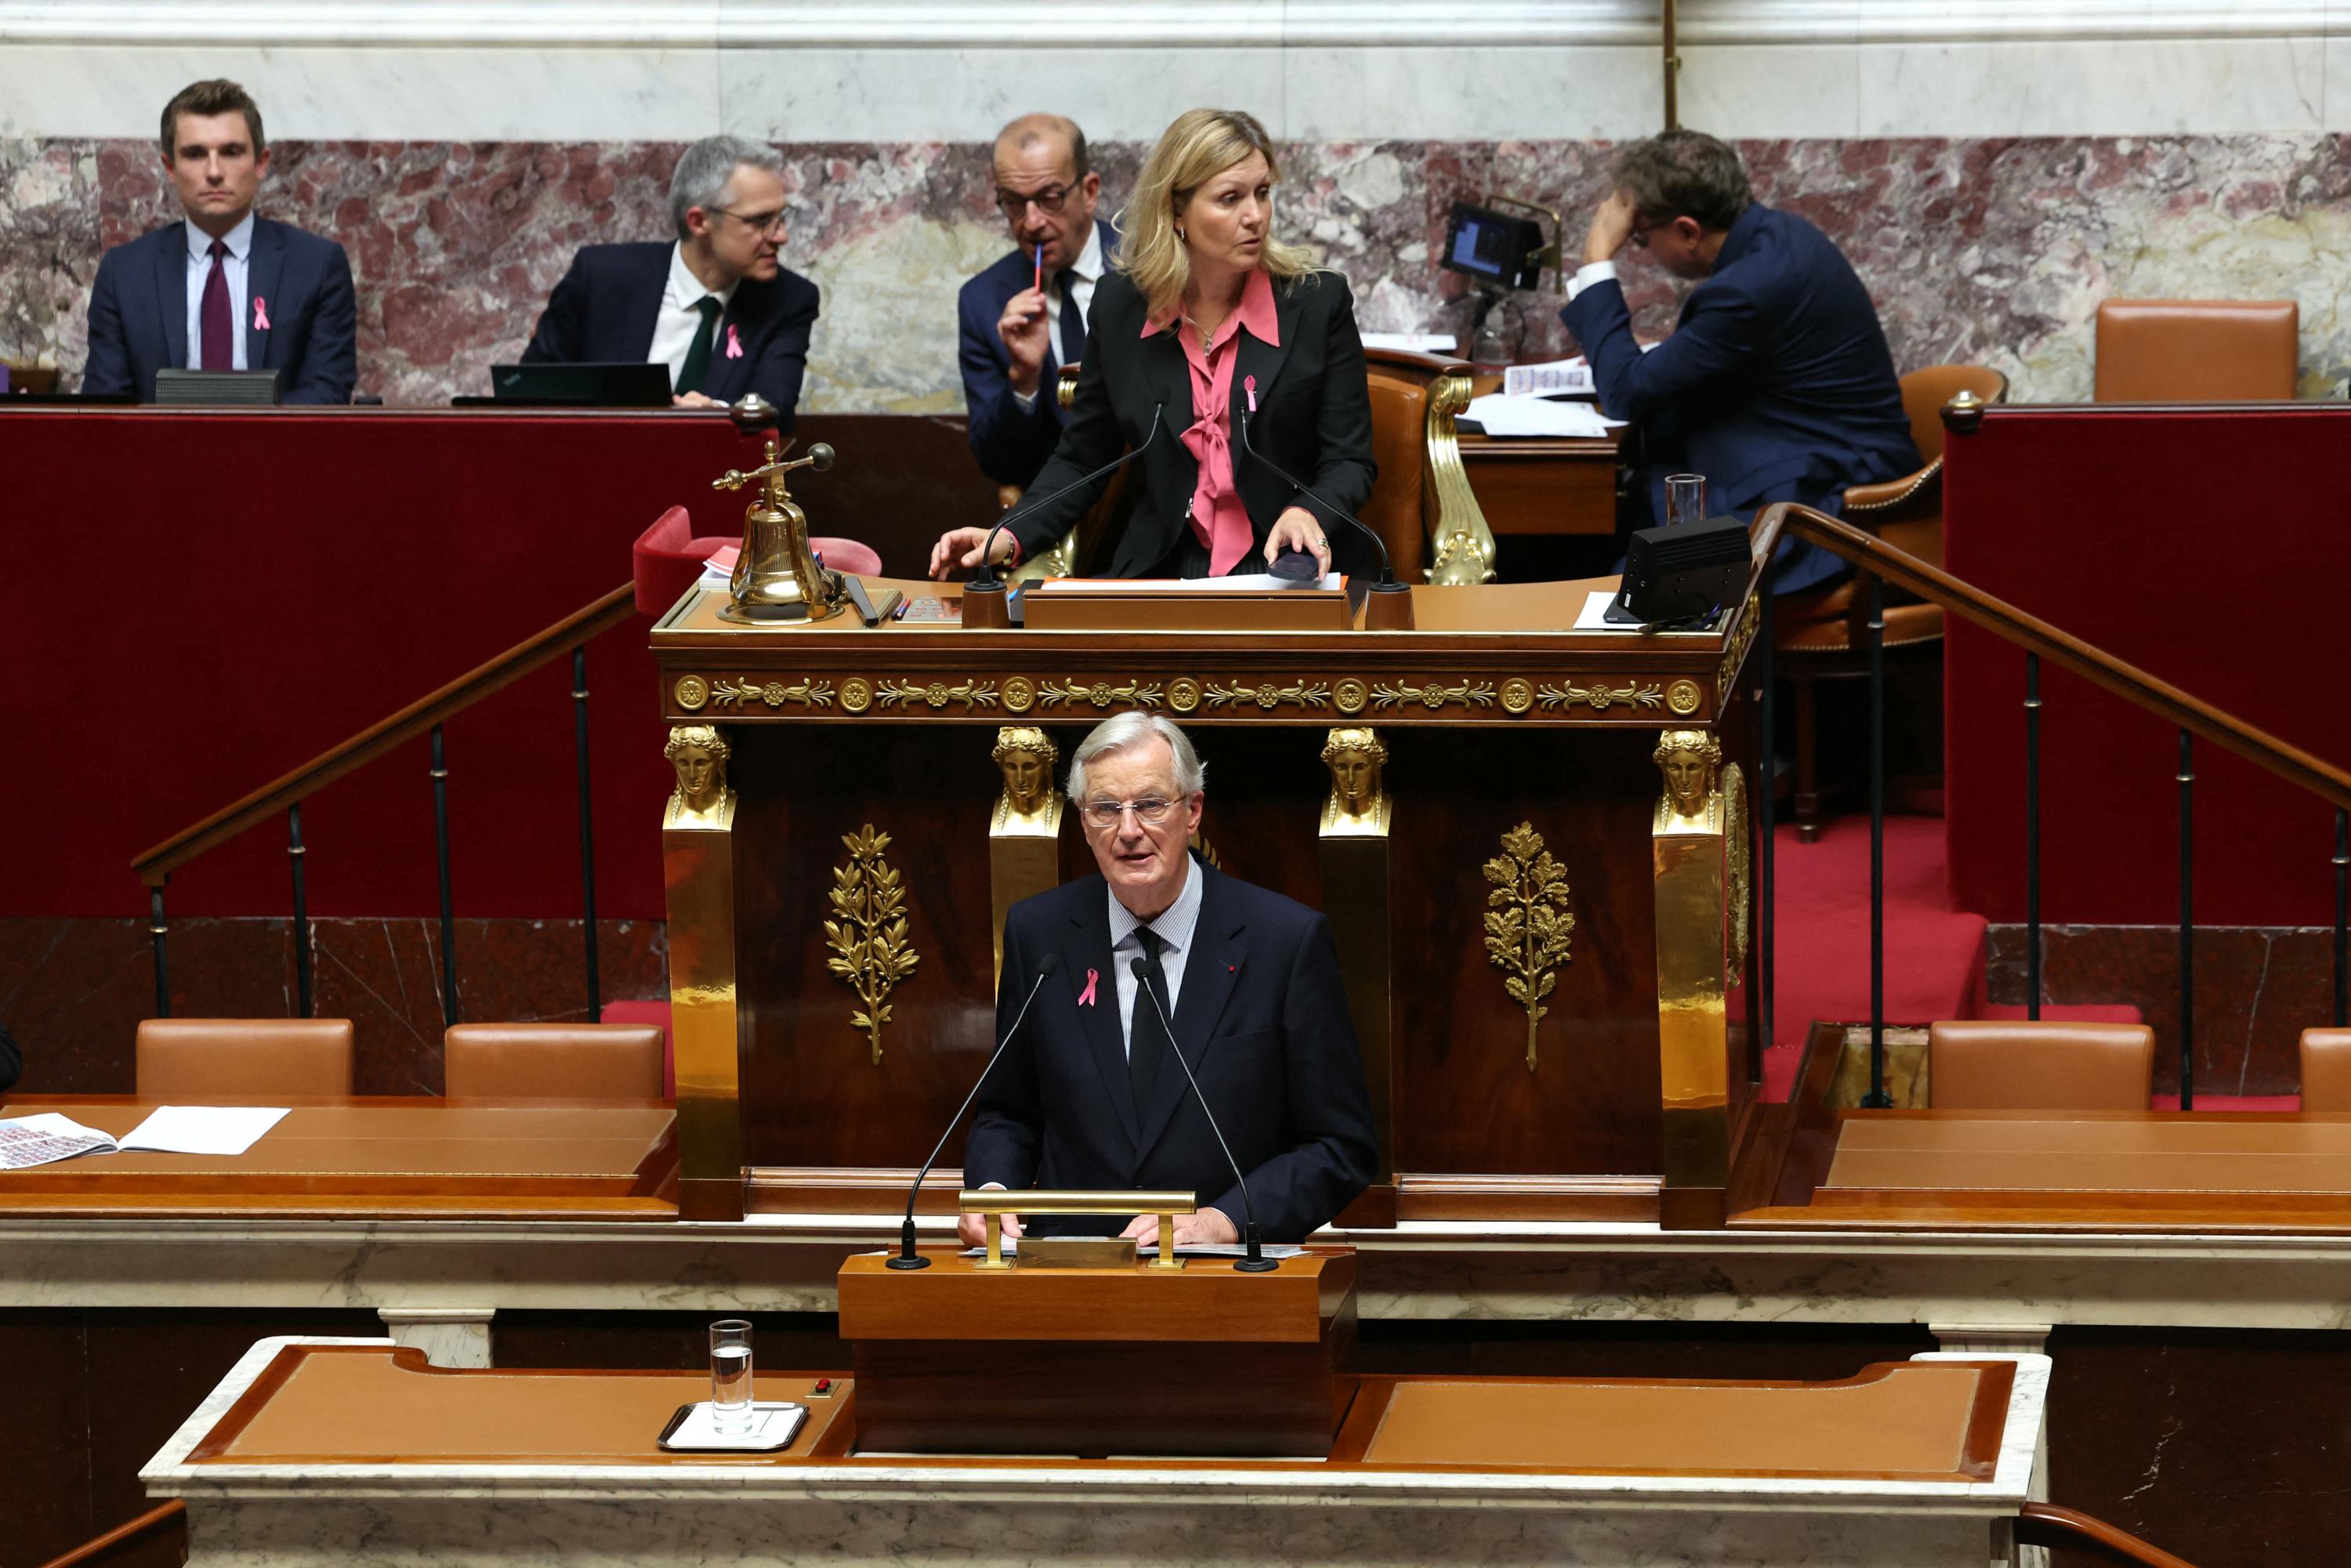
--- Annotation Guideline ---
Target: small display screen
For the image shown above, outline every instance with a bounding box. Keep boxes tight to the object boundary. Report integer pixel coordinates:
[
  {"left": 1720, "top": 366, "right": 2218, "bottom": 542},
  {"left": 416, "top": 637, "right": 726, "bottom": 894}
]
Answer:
[
  {"left": 1450, "top": 219, "right": 1505, "bottom": 276},
  {"left": 1441, "top": 201, "right": 1541, "bottom": 289}
]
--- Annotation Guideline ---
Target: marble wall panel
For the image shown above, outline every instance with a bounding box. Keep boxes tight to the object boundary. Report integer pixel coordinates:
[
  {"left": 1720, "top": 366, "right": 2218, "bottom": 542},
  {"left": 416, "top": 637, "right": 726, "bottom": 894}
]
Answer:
[{"left": 9, "top": 133, "right": 2351, "bottom": 410}]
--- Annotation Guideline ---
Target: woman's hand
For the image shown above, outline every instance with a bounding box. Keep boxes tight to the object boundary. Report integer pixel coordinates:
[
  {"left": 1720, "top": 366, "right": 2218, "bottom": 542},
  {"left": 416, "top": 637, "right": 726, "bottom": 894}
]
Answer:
[
  {"left": 929, "top": 527, "right": 1019, "bottom": 581},
  {"left": 1263, "top": 506, "right": 1332, "bottom": 579}
]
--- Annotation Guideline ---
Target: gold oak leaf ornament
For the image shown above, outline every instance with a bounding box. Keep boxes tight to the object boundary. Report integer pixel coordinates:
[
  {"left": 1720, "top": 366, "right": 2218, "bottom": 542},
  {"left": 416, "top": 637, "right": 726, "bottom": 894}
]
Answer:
[
  {"left": 1483, "top": 821, "right": 1575, "bottom": 1072},
  {"left": 824, "top": 824, "right": 919, "bottom": 1064}
]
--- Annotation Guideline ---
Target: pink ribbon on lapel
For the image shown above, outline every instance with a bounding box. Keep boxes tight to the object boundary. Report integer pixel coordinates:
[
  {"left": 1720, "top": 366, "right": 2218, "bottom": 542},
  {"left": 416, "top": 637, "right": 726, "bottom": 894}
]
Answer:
[
  {"left": 1078, "top": 968, "right": 1099, "bottom": 1006},
  {"left": 725, "top": 323, "right": 744, "bottom": 359},
  {"left": 1244, "top": 374, "right": 1258, "bottom": 412},
  {"left": 252, "top": 297, "right": 270, "bottom": 331}
]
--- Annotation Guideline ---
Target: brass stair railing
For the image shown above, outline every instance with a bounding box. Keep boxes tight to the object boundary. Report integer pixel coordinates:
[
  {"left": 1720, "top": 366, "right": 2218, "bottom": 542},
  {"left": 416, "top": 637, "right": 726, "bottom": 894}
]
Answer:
[{"left": 132, "top": 583, "right": 636, "bottom": 1025}]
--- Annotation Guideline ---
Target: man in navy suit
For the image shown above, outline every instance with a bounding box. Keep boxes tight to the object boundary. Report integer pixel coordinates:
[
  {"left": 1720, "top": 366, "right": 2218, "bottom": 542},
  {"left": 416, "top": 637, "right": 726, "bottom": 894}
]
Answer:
[
  {"left": 964, "top": 713, "right": 1376, "bottom": 1248},
  {"left": 82, "top": 79, "right": 356, "bottom": 404},
  {"left": 1559, "top": 130, "right": 1918, "bottom": 592},
  {"left": 958, "top": 114, "right": 1118, "bottom": 487},
  {"left": 523, "top": 136, "right": 820, "bottom": 427}
]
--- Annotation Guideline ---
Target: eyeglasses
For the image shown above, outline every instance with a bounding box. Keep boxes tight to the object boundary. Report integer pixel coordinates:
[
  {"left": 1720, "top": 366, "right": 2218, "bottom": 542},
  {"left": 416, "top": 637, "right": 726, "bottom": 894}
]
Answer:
[
  {"left": 1081, "top": 796, "right": 1179, "bottom": 827},
  {"left": 712, "top": 206, "right": 788, "bottom": 237},
  {"left": 1627, "top": 219, "right": 1677, "bottom": 251},
  {"left": 994, "top": 183, "right": 1073, "bottom": 219}
]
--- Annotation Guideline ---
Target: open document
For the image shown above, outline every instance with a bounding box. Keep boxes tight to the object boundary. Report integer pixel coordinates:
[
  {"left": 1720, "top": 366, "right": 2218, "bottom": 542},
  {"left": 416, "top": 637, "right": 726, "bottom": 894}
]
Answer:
[
  {"left": 1464, "top": 393, "right": 1625, "bottom": 439},
  {"left": 0, "top": 1106, "right": 288, "bottom": 1168}
]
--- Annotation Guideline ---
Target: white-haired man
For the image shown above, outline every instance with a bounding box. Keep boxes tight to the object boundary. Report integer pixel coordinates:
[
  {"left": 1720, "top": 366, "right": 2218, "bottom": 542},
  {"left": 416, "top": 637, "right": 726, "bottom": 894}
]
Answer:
[
  {"left": 522, "top": 135, "right": 820, "bottom": 423},
  {"left": 963, "top": 712, "right": 1377, "bottom": 1249}
]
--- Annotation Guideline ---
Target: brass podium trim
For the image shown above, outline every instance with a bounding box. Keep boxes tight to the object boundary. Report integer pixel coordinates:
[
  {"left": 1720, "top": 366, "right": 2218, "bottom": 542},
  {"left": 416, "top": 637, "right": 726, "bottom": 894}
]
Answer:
[
  {"left": 661, "top": 726, "right": 744, "bottom": 1222},
  {"left": 959, "top": 1190, "right": 1197, "bottom": 1271},
  {"left": 1652, "top": 730, "right": 1731, "bottom": 1226}
]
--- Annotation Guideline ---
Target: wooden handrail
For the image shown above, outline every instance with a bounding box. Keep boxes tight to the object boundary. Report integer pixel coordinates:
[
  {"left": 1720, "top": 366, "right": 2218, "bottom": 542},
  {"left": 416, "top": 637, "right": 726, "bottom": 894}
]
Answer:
[
  {"left": 1762, "top": 503, "right": 2351, "bottom": 812},
  {"left": 133, "top": 583, "right": 636, "bottom": 886},
  {"left": 35, "top": 1501, "right": 186, "bottom": 1568},
  {"left": 2015, "top": 1502, "right": 2201, "bottom": 1566}
]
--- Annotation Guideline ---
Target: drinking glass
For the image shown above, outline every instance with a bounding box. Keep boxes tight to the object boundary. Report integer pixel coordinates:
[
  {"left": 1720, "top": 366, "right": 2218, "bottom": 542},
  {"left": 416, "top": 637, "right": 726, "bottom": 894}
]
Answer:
[
  {"left": 709, "top": 1319, "right": 754, "bottom": 1433},
  {"left": 1665, "top": 473, "right": 1708, "bottom": 528}
]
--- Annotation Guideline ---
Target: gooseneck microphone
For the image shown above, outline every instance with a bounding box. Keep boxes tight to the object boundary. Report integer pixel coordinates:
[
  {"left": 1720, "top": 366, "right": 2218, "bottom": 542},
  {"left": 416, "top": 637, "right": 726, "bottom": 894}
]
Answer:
[
  {"left": 1129, "top": 957, "right": 1279, "bottom": 1273},
  {"left": 1237, "top": 380, "right": 1400, "bottom": 592},
  {"left": 969, "top": 404, "right": 1166, "bottom": 589},
  {"left": 886, "top": 952, "right": 1060, "bottom": 1270}
]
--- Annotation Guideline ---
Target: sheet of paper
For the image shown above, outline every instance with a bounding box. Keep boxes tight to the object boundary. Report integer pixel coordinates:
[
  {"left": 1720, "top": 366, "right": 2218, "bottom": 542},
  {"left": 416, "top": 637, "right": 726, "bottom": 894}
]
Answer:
[
  {"left": 0, "top": 1113, "right": 118, "bottom": 1169},
  {"left": 1028, "top": 573, "right": 1342, "bottom": 593},
  {"left": 1502, "top": 357, "right": 1595, "bottom": 397},
  {"left": 1464, "top": 393, "right": 1625, "bottom": 439},
  {"left": 958, "top": 1240, "right": 1310, "bottom": 1259},
  {"left": 696, "top": 543, "right": 741, "bottom": 592},
  {"left": 119, "top": 1105, "right": 288, "bottom": 1157},
  {"left": 1360, "top": 332, "right": 1458, "bottom": 353}
]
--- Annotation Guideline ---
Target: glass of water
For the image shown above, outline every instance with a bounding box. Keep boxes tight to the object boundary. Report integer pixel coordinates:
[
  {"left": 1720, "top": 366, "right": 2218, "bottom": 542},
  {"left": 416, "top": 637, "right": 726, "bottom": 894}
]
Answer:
[
  {"left": 709, "top": 1319, "right": 754, "bottom": 1433},
  {"left": 1665, "top": 473, "right": 1708, "bottom": 528}
]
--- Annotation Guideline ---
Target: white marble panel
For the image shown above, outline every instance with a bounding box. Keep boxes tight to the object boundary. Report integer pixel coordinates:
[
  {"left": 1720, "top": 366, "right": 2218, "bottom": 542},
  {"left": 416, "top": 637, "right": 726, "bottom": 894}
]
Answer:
[
  {"left": 2326, "top": 33, "right": 2351, "bottom": 128},
  {"left": 0, "top": 45, "right": 725, "bottom": 141},
  {"left": 1676, "top": 43, "right": 1860, "bottom": 138},
  {"left": 1856, "top": 37, "right": 2327, "bottom": 136},
  {"left": 378, "top": 1308, "right": 494, "bottom": 1367},
  {"left": 717, "top": 47, "right": 1291, "bottom": 143},
  {"left": 1279, "top": 46, "right": 1661, "bottom": 140}
]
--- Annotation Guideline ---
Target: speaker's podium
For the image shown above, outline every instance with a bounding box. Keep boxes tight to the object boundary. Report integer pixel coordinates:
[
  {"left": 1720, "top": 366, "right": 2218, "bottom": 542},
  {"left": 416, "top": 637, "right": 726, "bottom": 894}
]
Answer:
[{"left": 838, "top": 1190, "right": 1356, "bottom": 1458}]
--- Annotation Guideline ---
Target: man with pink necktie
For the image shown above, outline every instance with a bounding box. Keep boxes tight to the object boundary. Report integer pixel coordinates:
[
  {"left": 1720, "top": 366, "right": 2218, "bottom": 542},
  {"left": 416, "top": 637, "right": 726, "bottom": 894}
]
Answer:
[{"left": 82, "top": 79, "right": 356, "bottom": 404}]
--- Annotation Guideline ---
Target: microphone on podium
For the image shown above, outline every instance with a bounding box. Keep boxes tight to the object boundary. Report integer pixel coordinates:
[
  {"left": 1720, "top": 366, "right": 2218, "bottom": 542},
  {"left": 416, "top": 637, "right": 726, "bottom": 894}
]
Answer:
[
  {"left": 968, "top": 404, "right": 1167, "bottom": 593},
  {"left": 1237, "top": 382, "right": 1411, "bottom": 627},
  {"left": 1129, "top": 957, "right": 1278, "bottom": 1273},
  {"left": 886, "top": 952, "right": 1060, "bottom": 1270}
]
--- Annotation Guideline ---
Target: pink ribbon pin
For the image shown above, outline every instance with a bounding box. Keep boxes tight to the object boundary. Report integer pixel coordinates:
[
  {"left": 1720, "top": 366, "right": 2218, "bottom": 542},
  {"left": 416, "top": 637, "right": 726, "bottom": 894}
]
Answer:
[
  {"left": 725, "top": 323, "right": 744, "bottom": 359},
  {"left": 1244, "top": 374, "right": 1258, "bottom": 412},
  {"left": 252, "top": 296, "right": 270, "bottom": 331},
  {"left": 1078, "top": 968, "right": 1099, "bottom": 1007}
]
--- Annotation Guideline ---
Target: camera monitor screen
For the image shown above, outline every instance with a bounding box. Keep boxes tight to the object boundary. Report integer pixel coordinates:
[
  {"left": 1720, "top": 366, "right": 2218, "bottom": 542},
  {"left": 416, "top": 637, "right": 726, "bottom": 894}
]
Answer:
[{"left": 1441, "top": 201, "right": 1545, "bottom": 292}]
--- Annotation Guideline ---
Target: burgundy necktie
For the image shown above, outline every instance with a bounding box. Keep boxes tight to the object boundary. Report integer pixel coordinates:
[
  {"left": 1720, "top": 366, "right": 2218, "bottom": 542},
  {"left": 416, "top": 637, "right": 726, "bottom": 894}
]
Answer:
[{"left": 199, "top": 239, "right": 232, "bottom": 371}]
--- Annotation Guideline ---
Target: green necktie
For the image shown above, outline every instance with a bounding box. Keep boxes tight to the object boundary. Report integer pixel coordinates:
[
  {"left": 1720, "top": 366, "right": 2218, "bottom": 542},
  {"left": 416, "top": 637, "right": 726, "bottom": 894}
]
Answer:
[{"left": 676, "top": 296, "right": 722, "bottom": 394}]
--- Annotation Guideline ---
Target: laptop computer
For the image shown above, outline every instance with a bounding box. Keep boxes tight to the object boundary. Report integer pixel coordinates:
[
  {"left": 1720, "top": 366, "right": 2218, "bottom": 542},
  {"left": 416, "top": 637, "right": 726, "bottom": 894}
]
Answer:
[{"left": 476, "top": 362, "right": 673, "bottom": 408}]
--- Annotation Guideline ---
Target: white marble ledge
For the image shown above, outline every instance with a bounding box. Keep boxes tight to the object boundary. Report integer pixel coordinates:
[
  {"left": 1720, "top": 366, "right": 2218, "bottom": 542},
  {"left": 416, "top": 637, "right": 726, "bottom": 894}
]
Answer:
[{"left": 146, "top": 1339, "right": 2044, "bottom": 1514}]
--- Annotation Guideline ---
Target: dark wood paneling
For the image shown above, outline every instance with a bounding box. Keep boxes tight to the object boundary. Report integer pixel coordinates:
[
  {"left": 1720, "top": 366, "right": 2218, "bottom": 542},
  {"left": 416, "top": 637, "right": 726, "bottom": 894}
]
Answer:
[{"left": 493, "top": 1309, "right": 848, "bottom": 1373}]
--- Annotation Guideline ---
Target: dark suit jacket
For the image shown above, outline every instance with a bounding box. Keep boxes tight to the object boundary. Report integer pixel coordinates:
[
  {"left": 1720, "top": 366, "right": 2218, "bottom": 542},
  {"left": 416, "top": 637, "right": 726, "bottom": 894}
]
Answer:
[
  {"left": 521, "top": 242, "right": 820, "bottom": 429},
  {"left": 82, "top": 217, "right": 357, "bottom": 404},
  {"left": 958, "top": 219, "right": 1120, "bottom": 487},
  {"left": 967, "top": 860, "right": 1378, "bottom": 1243},
  {"left": 1559, "top": 204, "right": 1919, "bottom": 592},
  {"left": 1002, "top": 268, "right": 1378, "bottom": 579}
]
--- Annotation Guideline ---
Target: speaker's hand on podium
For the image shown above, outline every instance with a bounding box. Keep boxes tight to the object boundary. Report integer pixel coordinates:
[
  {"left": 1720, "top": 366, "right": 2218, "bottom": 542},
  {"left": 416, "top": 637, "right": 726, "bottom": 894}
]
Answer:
[
  {"left": 956, "top": 1183, "right": 1023, "bottom": 1249},
  {"left": 1121, "top": 1207, "right": 1239, "bottom": 1252}
]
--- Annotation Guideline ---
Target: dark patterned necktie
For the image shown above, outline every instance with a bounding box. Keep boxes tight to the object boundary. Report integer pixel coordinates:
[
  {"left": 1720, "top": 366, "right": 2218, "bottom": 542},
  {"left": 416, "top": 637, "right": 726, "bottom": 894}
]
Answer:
[
  {"left": 676, "top": 296, "right": 721, "bottom": 394},
  {"left": 1057, "top": 269, "right": 1088, "bottom": 368},
  {"left": 199, "top": 240, "right": 231, "bottom": 371},
  {"left": 1128, "top": 926, "right": 1168, "bottom": 1117}
]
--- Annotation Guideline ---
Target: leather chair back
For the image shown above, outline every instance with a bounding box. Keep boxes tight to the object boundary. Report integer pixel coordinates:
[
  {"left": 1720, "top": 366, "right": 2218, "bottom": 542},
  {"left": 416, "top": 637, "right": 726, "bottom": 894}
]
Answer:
[
  {"left": 1926, "top": 1020, "right": 2154, "bottom": 1112},
  {"left": 1361, "top": 362, "right": 1433, "bottom": 584},
  {"left": 2299, "top": 1028, "right": 2351, "bottom": 1113},
  {"left": 2094, "top": 299, "right": 2298, "bottom": 402},
  {"left": 1896, "top": 364, "right": 2010, "bottom": 467},
  {"left": 634, "top": 502, "right": 884, "bottom": 615},
  {"left": 444, "top": 1022, "right": 667, "bottom": 1100},
  {"left": 135, "top": 1018, "right": 356, "bottom": 1099}
]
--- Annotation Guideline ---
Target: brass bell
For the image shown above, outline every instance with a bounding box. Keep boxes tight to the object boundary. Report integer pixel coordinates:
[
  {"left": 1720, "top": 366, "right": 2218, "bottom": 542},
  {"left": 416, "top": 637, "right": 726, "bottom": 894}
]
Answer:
[{"left": 713, "top": 439, "right": 845, "bottom": 624}]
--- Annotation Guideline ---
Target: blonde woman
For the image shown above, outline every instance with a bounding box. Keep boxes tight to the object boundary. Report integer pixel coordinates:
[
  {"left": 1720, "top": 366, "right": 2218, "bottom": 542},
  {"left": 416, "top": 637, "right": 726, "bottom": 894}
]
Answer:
[{"left": 929, "top": 108, "right": 1375, "bottom": 582}]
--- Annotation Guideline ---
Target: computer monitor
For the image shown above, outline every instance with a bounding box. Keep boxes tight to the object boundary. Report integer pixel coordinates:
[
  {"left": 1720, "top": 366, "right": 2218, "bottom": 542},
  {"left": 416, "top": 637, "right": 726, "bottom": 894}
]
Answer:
[{"left": 484, "top": 362, "right": 672, "bottom": 408}]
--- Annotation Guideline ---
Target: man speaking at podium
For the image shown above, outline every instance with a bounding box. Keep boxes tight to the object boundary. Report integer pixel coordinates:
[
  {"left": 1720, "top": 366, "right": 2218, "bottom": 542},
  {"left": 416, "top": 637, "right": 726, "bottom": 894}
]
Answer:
[{"left": 963, "top": 713, "right": 1375, "bottom": 1250}]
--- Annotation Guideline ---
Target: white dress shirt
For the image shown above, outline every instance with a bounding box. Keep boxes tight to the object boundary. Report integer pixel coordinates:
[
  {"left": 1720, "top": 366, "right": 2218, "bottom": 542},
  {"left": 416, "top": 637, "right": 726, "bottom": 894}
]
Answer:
[
  {"left": 1566, "top": 259, "right": 1616, "bottom": 302},
  {"left": 646, "top": 242, "right": 741, "bottom": 386},
  {"left": 1012, "top": 221, "right": 1105, "bottom": 413},
  {"left": 1104, "top": 853, "right": 1203, "bottom": 1058},
  {"left": 183, "top": 211, "right": 254, "bottom": 370}
]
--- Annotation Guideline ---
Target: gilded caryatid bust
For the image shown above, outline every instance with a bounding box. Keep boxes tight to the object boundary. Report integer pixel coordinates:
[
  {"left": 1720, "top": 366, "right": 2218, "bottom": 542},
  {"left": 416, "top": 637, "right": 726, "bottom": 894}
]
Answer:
[
  {"left": 1654, "top": 728, "right": 1722, "bottom": 827},
  {"left": 664, "top": 723, "right": 734, "bottom": 828},
  {"left": 1319, "top": 726, "right": 1391, "bottom": 836},
  {"left": 991, "top": 726, "right": 1062, "bottom": 836}
]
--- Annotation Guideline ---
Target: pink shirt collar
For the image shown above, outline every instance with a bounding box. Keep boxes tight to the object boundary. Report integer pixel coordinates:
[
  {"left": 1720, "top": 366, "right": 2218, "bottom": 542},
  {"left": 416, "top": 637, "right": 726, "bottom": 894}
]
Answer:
[{"left": 1140, "top": 266, "right": 1281, "bottom": 349}]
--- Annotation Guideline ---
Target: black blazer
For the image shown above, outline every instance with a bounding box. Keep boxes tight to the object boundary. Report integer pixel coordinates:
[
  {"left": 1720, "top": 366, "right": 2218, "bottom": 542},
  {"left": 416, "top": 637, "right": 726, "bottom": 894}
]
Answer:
[
  {"left": 958, "top": 218, "right": 1120, "bottom": 487},
  {"left": 520, "top": 241, "right": 820, "bottom": 429},
  {"left": 1005, "top": 269, "right": 1378, "bottom": 578},
  {"left": 82, "top": 218, "right": 357, "bottom": 404},
  {"left": 966, "top": 860, "right": 1378, "bottom": 1243}
]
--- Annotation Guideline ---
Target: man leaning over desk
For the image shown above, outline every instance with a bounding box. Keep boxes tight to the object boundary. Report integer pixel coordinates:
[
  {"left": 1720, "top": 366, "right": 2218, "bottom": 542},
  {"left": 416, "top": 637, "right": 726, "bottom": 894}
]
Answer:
[{"left": 962, "top": 712, "right": 1376, "bottom": 1251}]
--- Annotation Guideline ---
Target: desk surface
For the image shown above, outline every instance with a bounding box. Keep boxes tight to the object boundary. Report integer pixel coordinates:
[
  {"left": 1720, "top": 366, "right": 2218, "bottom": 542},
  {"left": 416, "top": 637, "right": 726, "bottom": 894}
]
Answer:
[{"left": 0, "top": 1097, "right": 678, "bottom": 1219}]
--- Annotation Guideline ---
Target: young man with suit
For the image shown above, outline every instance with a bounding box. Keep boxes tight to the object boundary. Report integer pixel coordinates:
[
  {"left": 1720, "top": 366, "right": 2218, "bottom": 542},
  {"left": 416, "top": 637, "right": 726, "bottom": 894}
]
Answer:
[
  {"left": 958, "top": 113, "right": 1118, "bottom": 487},
  {"left": 1559, "top": 129, "right": 1920, "bottom": 593},
  {"left": 963, "top": 713, "right": 1377, "bottom": 1248},
  {"left": 82, "top": 79, "right": 357, "bottom": 404},
  {"left": 522, "top": 136, "right": 820, "bottom": 427}
]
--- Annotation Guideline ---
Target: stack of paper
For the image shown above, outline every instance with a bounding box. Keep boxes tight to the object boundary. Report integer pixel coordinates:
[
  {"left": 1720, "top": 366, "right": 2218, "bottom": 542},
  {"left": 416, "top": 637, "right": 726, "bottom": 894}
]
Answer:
[
  {"left": 1464, "top": 393, "right": 1626, "bottom": 439},
  {"left": 1502, "top": 357, "right": 1596, "bottom": 397},
  {"left": 0, "top": 1106, "right": 288, "bottom": 1169},
  {"left": 1360, "top": 332, "right": 1458, "bottom": 353}
]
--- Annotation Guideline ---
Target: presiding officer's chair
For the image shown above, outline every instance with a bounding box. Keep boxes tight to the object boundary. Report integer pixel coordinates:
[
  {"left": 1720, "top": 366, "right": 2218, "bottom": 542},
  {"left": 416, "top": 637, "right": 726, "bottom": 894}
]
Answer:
[
  {"left": 2298, "top": 1028, "right": 2351, "bottom": 1113},
  {"left": 135, "top": 1018, "right": 356, "bottom": 1099},
  {"left": 1773, "top": 363, "right": 2009, "bottom": 841},
  {"left": 443, "top": 1022, "right": 668, "bottom": 1100},
  {"left": 2094, "top": 299, "right": 2298, "bottom": 402},
  {"left": 1006, "top": 351, "right": 1492, "bottom": 585},
  {"left": 1926, "top": 1020, "right": 2154, "bottom": 1112}
]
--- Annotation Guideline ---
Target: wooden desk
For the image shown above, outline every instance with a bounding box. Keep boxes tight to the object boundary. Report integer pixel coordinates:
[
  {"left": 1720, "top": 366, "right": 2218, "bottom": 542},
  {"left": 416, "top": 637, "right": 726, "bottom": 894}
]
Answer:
[
  {"left": 0, "top": 1097, "right": 678, "bottom": 1219},
  {"left": 1457, "top": 371, "right": 1620, "bottom": 538}
]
